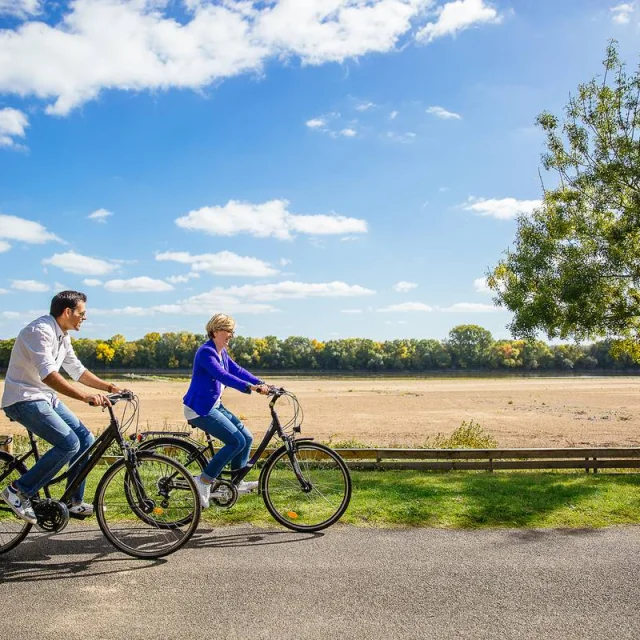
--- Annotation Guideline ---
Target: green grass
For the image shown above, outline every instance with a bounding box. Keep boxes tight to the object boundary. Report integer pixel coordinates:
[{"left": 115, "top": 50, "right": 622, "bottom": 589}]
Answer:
[
  {"left": 4, "top": 447, "right": 640, "bottom": 529},
  {"left": 192, "top": 469, "right": 640, "bottom": 529}
]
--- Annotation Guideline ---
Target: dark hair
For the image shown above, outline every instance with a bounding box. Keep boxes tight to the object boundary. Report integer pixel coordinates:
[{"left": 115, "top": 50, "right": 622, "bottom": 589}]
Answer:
[{"left": 50, "top": 291, "right": 87, "bottom": 317}]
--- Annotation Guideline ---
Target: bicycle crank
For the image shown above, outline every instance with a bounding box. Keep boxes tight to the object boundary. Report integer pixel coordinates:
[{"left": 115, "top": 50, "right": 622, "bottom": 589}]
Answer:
[
  {"left": 209, "top": 479, "right": 238, "bottom": 509},
  {"left": 33, "top": 499, "right": 70, "bottom": 533}
]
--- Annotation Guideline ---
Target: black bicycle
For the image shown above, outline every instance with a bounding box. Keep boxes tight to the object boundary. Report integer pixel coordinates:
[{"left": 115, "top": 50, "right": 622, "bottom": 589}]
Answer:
[
  {"left": 135, "top": 388, "right": 352, "bottom": 532},
  {"left": 0, "top": 392, "right": 201, "bottom": 558}
]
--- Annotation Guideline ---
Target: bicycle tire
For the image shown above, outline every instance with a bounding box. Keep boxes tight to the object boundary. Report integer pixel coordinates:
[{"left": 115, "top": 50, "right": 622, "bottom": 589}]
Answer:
[
  {"left": 137, "top": 437, "right": 208, "bottom": 476},
  {"left": 0, "top": 452, "right": 32, "bottom": 554},
  {"left": 260, "top": 442, "right": 352, "bottom": 532},
  {"left": 95, "top": 451, "right": 201, "bottom": 559}
]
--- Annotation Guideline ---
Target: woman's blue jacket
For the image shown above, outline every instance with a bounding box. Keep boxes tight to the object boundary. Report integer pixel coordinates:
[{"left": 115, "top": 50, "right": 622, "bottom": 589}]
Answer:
[{"left": 183, "top": 340, "right": 262, "bottom": 416}]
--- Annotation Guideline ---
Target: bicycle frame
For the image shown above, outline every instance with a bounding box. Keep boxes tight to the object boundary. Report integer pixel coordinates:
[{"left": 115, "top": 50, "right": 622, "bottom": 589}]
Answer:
[
  {"left": 0, "top": 398, "right": 132, "bottom": 504},
  {"left": 138, "top": 390, "right": 313, "bottom": 488}
]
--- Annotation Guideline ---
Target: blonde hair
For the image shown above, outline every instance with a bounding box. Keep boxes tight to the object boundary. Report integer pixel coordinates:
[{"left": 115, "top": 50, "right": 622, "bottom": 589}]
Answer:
[{"left": 206, "top": 313, "right": 236, "bottom": 339}]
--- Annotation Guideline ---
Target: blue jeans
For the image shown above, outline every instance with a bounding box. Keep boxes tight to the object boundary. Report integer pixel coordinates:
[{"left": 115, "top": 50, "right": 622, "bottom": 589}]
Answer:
[
  {"left": 3, "top": 399, "right": 95, "bottom": 503},
  {"left": 189, "top": 404, "right": 253, "bottom": 482}
]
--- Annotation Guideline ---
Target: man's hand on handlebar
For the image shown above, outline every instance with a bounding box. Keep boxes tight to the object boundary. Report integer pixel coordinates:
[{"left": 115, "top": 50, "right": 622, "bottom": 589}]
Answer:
[{"left": 85, "top": 393, "right": 112, "bottom": 407}]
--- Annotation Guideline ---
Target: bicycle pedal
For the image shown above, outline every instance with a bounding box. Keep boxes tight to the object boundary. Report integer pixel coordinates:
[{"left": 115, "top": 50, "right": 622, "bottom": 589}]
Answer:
[{"left": 68, "top": 511, "right": 92, "bottom": 520}]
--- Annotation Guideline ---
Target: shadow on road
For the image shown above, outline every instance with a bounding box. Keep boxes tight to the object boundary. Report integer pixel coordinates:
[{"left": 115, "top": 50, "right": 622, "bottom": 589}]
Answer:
[
  {"left": 188, "top": 528, "right": 323, "bottom": 549},
  {"left": 0, "top": 526, "right": 322, "bottom": 583},
  {"left": 0, "top": 527, "right": 165, "bottom": 583}
]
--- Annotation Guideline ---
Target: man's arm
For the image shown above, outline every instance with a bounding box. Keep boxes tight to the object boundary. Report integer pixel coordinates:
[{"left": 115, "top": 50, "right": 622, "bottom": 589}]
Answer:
[
  {"left": 78, "top": 370, "right": 122, "bottom": 394},
  {"left": 42, "top": 371, "right": 111, "bottom": 406}
]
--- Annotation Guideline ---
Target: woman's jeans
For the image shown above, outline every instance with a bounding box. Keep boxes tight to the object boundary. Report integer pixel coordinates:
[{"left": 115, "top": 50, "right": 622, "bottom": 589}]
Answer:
[
  {"left": 3, "top": 399, "right": 95, "bottom": 503},
  {"left": 188, "top": 404, "right": 254, "bottom": 482}
]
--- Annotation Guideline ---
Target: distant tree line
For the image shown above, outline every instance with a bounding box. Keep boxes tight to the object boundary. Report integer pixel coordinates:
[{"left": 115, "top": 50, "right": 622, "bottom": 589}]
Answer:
[{"left": 1, "top": 325, "right": 638, "bottom": 373}]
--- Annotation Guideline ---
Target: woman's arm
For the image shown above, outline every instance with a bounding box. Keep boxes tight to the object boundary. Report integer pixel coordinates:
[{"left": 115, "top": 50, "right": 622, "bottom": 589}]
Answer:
[
  {"left": 226, "top": 353, "right": 263, "bottom": 385},
  {"left": 199, "top": 349, "right": 254, "bottom": 393}
]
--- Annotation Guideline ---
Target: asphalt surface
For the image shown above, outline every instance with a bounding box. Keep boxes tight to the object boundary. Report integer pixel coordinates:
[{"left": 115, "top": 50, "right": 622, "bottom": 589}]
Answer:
[{"left": 1, "top": 524, "right": 639, "bottom": 639}]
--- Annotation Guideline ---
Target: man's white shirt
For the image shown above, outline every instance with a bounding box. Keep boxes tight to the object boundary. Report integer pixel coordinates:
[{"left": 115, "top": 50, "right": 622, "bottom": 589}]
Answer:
[{"left": 1, "top": 315, "right": 86, "bottom": 409}]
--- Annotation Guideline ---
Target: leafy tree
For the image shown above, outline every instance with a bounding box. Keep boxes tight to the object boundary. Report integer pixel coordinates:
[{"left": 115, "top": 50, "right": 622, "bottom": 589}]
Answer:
[
  {"left": 95, "top": 341, "right": 115, "bottom": 366},
  {"left": 446, "top": 325, "right": 494, "bottom": 369},
  {"left": 488, "top": 42, "right": 640, "bottom": 358},
  {"left": 0, "top": 339, "right": 15, "bottom": 368}
]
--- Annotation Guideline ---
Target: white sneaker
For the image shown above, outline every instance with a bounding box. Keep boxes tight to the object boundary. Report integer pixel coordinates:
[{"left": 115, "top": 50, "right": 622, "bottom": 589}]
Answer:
[
  {"left": 193, "top": 475, "right": 211, "bottom": 508},
  {"left": 236, "top": 480, "right": 259, "bottom": 495},
  {"left": 69, "top": 502, "right": 94, "bottom": 517},
  {"left": 1, "top": 483, "right": 37, "bottom": 525}
]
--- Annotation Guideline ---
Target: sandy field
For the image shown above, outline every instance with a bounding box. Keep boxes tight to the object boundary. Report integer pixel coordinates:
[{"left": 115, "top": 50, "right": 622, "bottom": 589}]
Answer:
[{"left": 1, "top": 376, "right": 640, "bottom": 448}]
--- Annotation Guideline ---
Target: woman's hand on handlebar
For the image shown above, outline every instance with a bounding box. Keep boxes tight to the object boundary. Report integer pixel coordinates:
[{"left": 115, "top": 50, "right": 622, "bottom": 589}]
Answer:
[{"left": 252, "top": 383, "right": 271, "bottom": 395}]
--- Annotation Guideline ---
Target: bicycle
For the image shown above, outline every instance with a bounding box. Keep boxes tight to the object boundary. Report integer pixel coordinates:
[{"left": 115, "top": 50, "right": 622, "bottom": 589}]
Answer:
[
  {"left": 135, "top": 388, "right": 352, "bottom": 532},
  {"left": 0, "top": 391, "right": 201, "bottom": 559}
]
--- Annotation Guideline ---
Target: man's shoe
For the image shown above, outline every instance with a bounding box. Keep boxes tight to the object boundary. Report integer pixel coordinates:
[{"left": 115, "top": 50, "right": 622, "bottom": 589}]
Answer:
[
  {"left": 236, "top": 480, "right": 259, "bottom": 494},
  {"left": 1, "top": 483, "right": 37, "bottom": 525},
  {"left": 193, "top": 475, "right": 211, "bottom": 508},
  {"left": 68, "top": 502, "right": 94, "bottom": 518}
]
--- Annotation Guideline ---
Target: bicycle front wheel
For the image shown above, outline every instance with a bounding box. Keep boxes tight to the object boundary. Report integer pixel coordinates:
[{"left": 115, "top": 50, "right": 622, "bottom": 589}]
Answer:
[
  {"left": 95, "top": 452, "right": 201, "bottom": 559},
  {"left": 0, "top": 452, "right": 32, "bottom": 554},
  {"left": 261, "top": 442, "right": 352, "bottom": 532}
]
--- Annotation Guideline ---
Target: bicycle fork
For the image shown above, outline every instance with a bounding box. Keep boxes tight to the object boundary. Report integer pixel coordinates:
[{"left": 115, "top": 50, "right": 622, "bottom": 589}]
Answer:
[{"left": 284, "top": 440, "right": 312, "bottom": 493}]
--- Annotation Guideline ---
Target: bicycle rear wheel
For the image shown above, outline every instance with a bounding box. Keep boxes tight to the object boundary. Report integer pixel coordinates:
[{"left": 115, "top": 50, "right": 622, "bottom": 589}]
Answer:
[
  {"left": 137, "top": 436, "right": 208, "bottom": 476},
  {"left": 261, "top": 442, "right": 352, "bottom": 532},
  {"left": 95, "top": 452, "right": 201, "bottom": 558},
  {"left": 0, "top": 452, "right": 32, "bottom": 554}
]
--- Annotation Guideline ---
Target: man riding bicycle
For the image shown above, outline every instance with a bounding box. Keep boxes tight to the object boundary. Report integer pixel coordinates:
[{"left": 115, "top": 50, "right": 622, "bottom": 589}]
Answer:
[{"left": 1, "top": 290, "right": 125, "bottom": 524}]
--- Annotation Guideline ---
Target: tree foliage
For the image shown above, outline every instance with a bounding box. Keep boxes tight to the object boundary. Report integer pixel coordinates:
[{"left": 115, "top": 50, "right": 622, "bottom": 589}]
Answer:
[
  {"left": 0, "top": 325, "right": 637, "bottom": 373},
  {"left": 488, "top": 42, "right": 640, "bottom": 357}
]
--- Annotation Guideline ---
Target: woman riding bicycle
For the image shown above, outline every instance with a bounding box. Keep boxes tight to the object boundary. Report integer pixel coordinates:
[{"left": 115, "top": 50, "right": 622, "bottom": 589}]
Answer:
[{"left": 184, "top": 313, "right": 270, "bottom": 508}]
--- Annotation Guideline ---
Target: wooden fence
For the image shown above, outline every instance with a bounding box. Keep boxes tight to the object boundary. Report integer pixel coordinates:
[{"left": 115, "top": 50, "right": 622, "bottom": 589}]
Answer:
[
  {"left": 332, "top": 447, "right": 640, "bottom": 472},
  {"left": 2, "top": 435, "right": 640, "bottom": 472}
]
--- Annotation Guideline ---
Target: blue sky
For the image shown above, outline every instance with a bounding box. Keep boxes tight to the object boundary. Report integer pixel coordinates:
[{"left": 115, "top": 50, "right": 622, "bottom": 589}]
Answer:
[{"left": 0, "top": 0, "right": 638, "bottom": 342}]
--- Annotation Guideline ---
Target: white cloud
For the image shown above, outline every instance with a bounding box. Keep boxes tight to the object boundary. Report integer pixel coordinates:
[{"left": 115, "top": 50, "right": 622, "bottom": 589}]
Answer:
[
  {"left": 463, "top": 196, "right": 542, "bottom": 220},
  {"left": 0, "top": 108, "right": 28, "bottom": 148},
  {"left": 438, "top": 302, "right": 499, "bottom": 312},
  {"left": 0, "top": 0, "right": 449, "bottom": 117},
  {"left": 279, "top": 258, "right": 291, "bottom": 267},
  {"left": 378, "top": 302, "right": 432, "bottom": 312},
  {"left": 104, "top": 277, "right": 174, "bottom": 293},
  {"left": 0, "top": 213, "right": 61, "bottom": 244},
  {"left": 175, "top": 199, "right": 367, "bottom": 239},
  {"left": 166, "top": 273, "right": 200, "bottom": 284},
  {"left": 416, "top": 0, "right": 502, "bottom": 43},
  {"left": 1, "top": 311, "right": 21, "bottom": 318},
  {"left": 0, "top": 240, "right": 10, "bottom": 253},
  {"left": 42, "top": 251, "right": 119, "bottom": 275},
  {"left": 611, "top": 3, "right": 636, "bottom": 24},
  {"left": 393, "top": 281, "right": 418, "bottom": 292},
  {"left": 87, "top": 208, "right": 112, "bottom": 223},
  {"left": 0, "top": 1, "right": 40, "bottom": 19},
  {"left": 341, "top": 309, "right": 363, "bottom": 313},
  {"left": 11, "top": 279, "right": 48, "bottom": 292},
  {"left": 199, "top": 280, "right": 376, "bottom": 302},
  {"left": 386, "top": 131, "right": 416, "bottom": 143},
  {"left": 306, "top": 118, "right": 326, "bottom": 129},
  {"left": 338, "top": 128, "right": 357, "bottom": 137},
  {"left": 355, "top": 102, "right": 375, "bottom": 111},
  {"left": 156, "top": 250, "right": 279, "bottom": 277},
  {"left": 473, "top": 277, "right": 491, "bottom": 293},
  {"left": 390, "top": 110, "right": 399, "bottom": 119},
  {"left": 83, "top": 278, "right": 103, "bottom": 286},
  {"left": 426, "top": 105, "right": 461, "bottom": 120}
]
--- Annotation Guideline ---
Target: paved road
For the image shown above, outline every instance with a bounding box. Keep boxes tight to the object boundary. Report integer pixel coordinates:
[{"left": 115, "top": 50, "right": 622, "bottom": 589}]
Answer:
[{"left": 1, "top": 525, "right": 639, "bottom": 639}]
